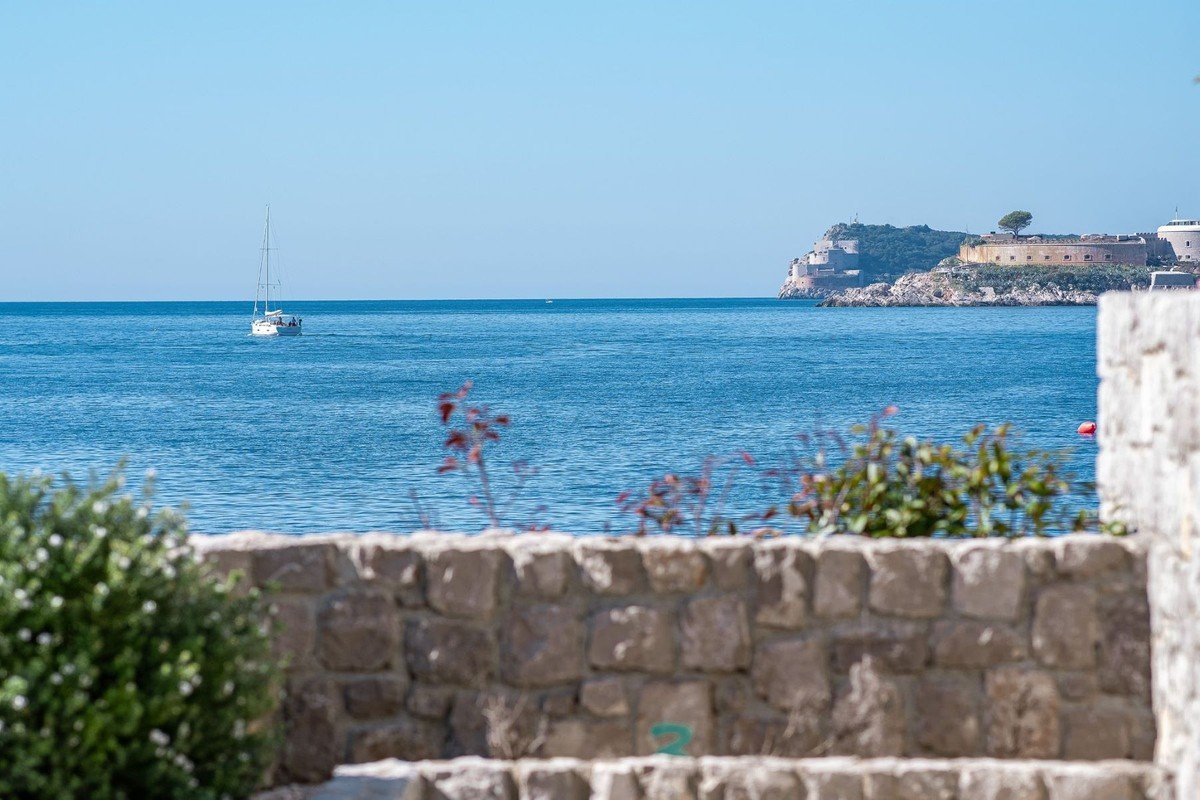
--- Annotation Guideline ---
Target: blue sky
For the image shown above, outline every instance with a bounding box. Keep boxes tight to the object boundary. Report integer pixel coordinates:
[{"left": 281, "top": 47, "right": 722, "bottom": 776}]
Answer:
[{"left": 1, "top": 1, "right": 1197, "bottom": 300}]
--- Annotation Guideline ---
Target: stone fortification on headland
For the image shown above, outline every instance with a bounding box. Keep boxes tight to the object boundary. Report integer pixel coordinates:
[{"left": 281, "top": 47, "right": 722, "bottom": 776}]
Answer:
[
  {"left": 777, "top": 236, "right": 863, "bottom": 298},
  {"left": 959, "top": 232, "right": 1149, "bottom": 267}
]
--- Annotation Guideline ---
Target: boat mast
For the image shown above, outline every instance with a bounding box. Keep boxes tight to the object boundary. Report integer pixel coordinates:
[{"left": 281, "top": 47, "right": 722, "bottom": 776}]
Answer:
[{"left": 263, "top": 205, "right": 271, "bottom": 313}]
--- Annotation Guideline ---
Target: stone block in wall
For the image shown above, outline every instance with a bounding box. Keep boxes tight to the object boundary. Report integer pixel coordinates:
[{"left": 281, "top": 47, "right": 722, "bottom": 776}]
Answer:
[
  {"left": 515, "top": 759, "right": 589, "bottom": 800},
  {"left": 831, "top": 657, "right": 904, "bottom": 757},
  {"left": 700, "top": 539, "right": 752, "bottom": 590},
  {"left": 698, "top": 757, "right": 806, "bottom": 800},
  {"left": 316, "top": 590, "right": 400, "bottom": 672},
  {"left": 751, "top": 637, "right": 831, "bottom": 716},
  {"left": 507, "top": 535, "right": 574, "bottom": 599},
  {"left": 347, "top": 717, "right": 444, "bottom": 763},
  {"left": 406, "top": 618, "right": 496, "bottom": 686},
  {"left": 424, "top": 758, "right": 517, "bottom": 800},
  {"left": 1098, "top": 592, "right": 1152, "bottom": 699},
  {"left": 753, "top": 542, "right": 812, "bottom": 629},
  {"left": 200, "top": 548, "right": 255, "bottom": 595},
  {"left": 814, "top": 548, "right": 864, "bottom": 618},
  {"left": 358, "top": 539, "right": 424, "bottom": 607},
  {"left": 342, "top": 675, "right": 408, "bottom": 720},
  {"left": 425, "top": 546, "right": 502, "bottom": 619},
  {"left": 915, "top": 677, "right": 981, "bottom": 757},
  {"left": 831, "top": 620, "right": 929, "bottom": 674},
  {"left": 449, "top": 689, "right": 544, "bottom": 759},
  {"left": 931, "top": 620, "right": 1026, "bottom": 669},
  {"left": 255, "top": 542, "right": 336, "bottom": 593},
  {"left": 867, "top": 545, "right": 948, "bottom": 619},
  {"left": 590, "top": 761, "right": 641, "bottom": 800},
  {"left": 864, "top": 762, "right": 958, "bottom": 800},
  {"left": 539, "top": 717, "right": 633, "bottom": 759},
  {"left": 985, "top": 667, "right": 1061, "bottom": 759},
  {"left": 269, "top": 596, "right": 317, "bottom": 668},
  {"left": 636, "top": 680, "right": 715, "bottom": 756},
  {"left": 1063, "top": 704, "right": 1132, "bottom": 760},
  {"left": 956, "top": 763, "right": 1043, "bottom": 800},
  {"left": 636, "top": 756, "right": 698, "bottom": 800},
  {"left": 725, "top": 713, "right": 818, "bottom": 757},
  {"left": 408, "top": 684, "right": 454, "bottom": 720},
  {"left": 575, "top": 539, "right": 645, "bottom": 595},
  {"left": 1053, "top": 536, "right": 1130, "bottom": 579},
  {"left": 641, "top": 540, "right": 709, "bottom": 593},
  {"left": 799, "top": 759, "right": 864, "bottom": 800},
  {"left": 1041, "top": 764, "right": 1136, "bottom": 800},
  {"left": 500, "top": 603, "right": 585, "bottom": 687},
  {"left": 1032, "top": 585, "right": 1099, "bottom": 669},
  {"left": 951, "top": 543, "right": 1025, "bottom": 621},
  {"left": 280, "top": 675, "right": 342, "bottom": 784},
  {"left": 680, "top": 595, "right": 751, "bottom": 672},
  {"left": 539, "top": 687, "right": 577, "bottom": 718},
  {"left": 581, "top": 677, "right": 630, "bottom": 718},
  {"left": 588, "top": 606, "right": 675, "bottom": 673}
]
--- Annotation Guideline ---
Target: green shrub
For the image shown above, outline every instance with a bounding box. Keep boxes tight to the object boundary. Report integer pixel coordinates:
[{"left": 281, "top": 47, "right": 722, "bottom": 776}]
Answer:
[
  {"left": 787, "top": 419, "right": 1104, "bottom": 538},
  {"left": 0, "top": 470, "right": 279, "bottom": 800}
]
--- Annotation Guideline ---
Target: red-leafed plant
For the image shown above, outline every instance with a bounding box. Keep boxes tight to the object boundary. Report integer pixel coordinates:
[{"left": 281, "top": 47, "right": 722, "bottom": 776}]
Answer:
[
  {"left": 615, "top": 451, "right": 777, "bottom": 536},
  {"left": 428, "top": 381, "right": 543, "bottom": 530}
]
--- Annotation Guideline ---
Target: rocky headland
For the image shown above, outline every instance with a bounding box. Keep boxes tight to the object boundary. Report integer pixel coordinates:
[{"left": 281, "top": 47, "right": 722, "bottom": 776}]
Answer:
[{"left": 819, "top": 263, "right": 1155, "bottom": 307}]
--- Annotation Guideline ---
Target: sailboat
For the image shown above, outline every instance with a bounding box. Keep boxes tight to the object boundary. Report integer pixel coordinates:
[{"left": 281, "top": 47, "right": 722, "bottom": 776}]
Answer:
[{"left": 251, "top": 206, "right": 302, "bottom": 336}]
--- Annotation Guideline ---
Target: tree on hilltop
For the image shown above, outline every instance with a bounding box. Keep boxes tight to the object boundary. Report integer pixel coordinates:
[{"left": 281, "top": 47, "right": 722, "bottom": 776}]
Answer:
[{"left": 998, "top": 210, "right": 1033, "bottom": 237}]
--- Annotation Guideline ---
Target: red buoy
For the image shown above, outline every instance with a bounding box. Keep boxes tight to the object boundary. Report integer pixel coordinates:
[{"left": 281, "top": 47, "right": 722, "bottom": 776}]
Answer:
[{"left": 1077, "top": 421, "right": 1097, "bottom": 436}]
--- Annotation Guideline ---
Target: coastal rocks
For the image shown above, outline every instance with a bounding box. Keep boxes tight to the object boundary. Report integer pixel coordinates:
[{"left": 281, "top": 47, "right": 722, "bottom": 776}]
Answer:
[{"left": 819, "top": 269, "right": 1100, "bottom": 307}]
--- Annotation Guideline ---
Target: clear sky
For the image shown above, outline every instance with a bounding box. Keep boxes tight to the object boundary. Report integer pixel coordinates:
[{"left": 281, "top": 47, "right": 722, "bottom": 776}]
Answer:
[{"left": 2, "top": 1, "right": 1198, "bottom": 301}]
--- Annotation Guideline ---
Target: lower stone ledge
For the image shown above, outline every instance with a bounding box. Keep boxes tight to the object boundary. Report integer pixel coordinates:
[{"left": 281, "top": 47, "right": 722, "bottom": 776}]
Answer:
[{"left": 256, "top": 755, "right": 1171, "bottom": 800}]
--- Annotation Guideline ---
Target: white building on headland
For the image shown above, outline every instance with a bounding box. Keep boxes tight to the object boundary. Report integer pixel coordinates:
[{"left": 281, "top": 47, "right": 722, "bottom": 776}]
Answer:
[{"left": 1156, "top": 217, "right": 1200, "bottom": 264}]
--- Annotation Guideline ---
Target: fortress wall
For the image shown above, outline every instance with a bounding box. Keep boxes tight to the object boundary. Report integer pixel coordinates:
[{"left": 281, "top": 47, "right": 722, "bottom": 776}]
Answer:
[
  {"left": 194, "top": 530, "right": 1153, "bottom": 785},
  {"left": 961, "top": 241, "right": 1148, "bottom": 266}
]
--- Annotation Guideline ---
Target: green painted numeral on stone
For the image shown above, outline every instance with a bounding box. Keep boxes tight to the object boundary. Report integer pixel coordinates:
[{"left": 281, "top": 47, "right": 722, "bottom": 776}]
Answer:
[{"left": 649, "top": 722, "right": 694, "bottom": 756}]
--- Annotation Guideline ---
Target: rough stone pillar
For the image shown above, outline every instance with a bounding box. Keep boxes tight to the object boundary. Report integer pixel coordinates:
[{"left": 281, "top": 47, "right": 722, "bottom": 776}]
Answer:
[{"left": 1098, "top": 292, "right": 1200, "bottom": 799}]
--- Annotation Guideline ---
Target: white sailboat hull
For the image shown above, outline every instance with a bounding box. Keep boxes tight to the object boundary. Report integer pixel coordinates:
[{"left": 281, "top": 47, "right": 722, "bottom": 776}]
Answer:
[{"left": 251, "top": 319, "right": 302, "bottom": 336}]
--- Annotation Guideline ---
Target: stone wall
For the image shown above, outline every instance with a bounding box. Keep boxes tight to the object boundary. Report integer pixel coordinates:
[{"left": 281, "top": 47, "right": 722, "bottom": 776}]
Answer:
[
  {"left": 1098, "top": 292, "right": 1200, "bottom": 800},
  {"left": 960, "top": 240, "right": 1149, "bottom": 266},
  {"left": 195, "top": 531, "right": 1154, "bottom": 786},
  {"left": 259, "top": 755, "right": 1169, "bottom": 800}
]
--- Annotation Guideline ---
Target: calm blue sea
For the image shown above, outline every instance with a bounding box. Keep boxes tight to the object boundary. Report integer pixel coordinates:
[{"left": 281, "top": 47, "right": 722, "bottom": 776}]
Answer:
[{"left": 0, "top": 299, "right": 1098, "bottom": 534}]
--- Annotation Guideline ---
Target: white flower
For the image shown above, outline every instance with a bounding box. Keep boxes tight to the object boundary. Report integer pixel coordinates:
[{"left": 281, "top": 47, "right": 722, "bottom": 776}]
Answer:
[
  {"left": 92, "top": 501, "right": 108, "bottom": 514},
  {"left": 48, "top": 534, "right": 63, "bottom": 548},
  {"left": 149, "top": 729, "right": 170, "bottom": 746},
  {"left": 36, "top": 633, "right": 51, "bottom": 646},
  {"left": 136, "top": 507, "right": 149, "bottom": 520},
  {"left": 142, "top": 600, "right": 157, "bottom": 614},
  {"left": 178, "top": 681, "right": 193, "bottom": 697},
  {"left": 117, "top": 556, "right": 131, "bottom": 570},
  {"left": 35, "top": 548, "right": 48, "bottom": 563},
  {"left": 11, "top": 696, "right": 26, "bottom": 711},
  {"left": 49, "top": 596, "right": 63, "bottom": 609},
  {"left": 93, "top": 526, "right": 108, "bottom": 539},
  {"left": 145, "top": 468, "right": 157, "bottom": 480},
  {"left": 49, "top": 673, "right": 62, "bottom": 685},
  {"left": 14, "top": 589, "right": 26, "bottom": 602},
  {"left": 17, "top": 629, "right": 30, "bottom": 642}
]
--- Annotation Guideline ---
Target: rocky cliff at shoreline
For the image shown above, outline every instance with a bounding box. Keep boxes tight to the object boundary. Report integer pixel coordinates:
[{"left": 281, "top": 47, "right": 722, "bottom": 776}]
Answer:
[{"left": 818, "top": 265, "right": 1152, "bottom": 307}]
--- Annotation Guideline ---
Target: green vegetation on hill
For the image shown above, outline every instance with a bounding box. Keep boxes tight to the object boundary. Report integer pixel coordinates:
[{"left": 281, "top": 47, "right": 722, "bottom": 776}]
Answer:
[
  {"left": 825, "top": 222, "right": 969, "bottom": 279},
  {"left": 963, "top": 263, "right": 1154, "bottom": 293}
]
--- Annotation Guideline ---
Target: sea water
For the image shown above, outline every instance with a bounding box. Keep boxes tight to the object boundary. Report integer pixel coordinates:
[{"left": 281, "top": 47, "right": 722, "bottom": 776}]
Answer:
[{"left": 0, "top": 299, "right": 1098, "bottom": 533}]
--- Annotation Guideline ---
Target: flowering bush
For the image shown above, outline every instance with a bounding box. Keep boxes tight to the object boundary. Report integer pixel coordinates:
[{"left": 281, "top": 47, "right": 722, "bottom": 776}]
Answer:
[{"left": 0, "top": 470, "right": 279, "bottom": 799}]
